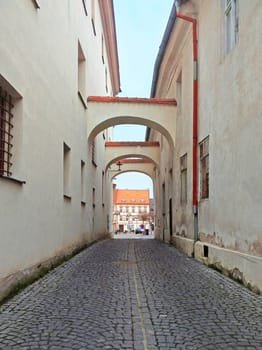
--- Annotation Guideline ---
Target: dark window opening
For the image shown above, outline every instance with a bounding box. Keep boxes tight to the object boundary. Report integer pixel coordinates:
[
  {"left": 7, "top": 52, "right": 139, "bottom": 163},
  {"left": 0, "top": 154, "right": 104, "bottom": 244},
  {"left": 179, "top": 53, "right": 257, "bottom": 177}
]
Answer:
[{"left": 203, "top": 245, "right": 209, "bottom": 258}]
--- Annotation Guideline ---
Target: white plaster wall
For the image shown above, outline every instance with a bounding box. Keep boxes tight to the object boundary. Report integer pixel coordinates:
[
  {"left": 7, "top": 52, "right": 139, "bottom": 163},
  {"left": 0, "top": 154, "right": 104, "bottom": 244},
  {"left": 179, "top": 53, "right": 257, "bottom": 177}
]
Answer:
[
  {"left": 153, "top": 22, "right": 194, "bottom": 241},
  {"left": 151, "top": 0, "right": 262, "bottom": 289},
  {"left": 198, "top": 0, "right": 262, "bottom": 256},
  {"left": 0, "top": 0, "right": 115, "bottom": 279}
]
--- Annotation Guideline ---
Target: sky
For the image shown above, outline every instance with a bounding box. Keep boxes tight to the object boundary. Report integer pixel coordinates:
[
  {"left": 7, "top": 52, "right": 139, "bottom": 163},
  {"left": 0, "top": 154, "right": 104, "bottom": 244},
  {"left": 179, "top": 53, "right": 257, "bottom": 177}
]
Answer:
[{"left": 112, "top": 0, "right": 174, "bottom": 197}]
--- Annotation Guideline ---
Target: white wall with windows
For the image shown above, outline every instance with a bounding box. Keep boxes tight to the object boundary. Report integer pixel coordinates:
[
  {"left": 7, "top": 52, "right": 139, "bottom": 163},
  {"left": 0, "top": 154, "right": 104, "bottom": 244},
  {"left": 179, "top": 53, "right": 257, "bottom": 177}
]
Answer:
[
  {"left": 0, "top": 0, "right": 120, "bottom": 298},
  {"left": 149, "top": 0, "right": 262, "bottom": 290}
]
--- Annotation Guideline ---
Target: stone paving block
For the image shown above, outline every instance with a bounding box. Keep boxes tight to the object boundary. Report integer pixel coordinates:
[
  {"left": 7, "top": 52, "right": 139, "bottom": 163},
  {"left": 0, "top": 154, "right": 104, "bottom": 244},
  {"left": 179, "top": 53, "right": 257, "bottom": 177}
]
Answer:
[{"left": 0, "top": 239, "right": 261, "bottom": 349}]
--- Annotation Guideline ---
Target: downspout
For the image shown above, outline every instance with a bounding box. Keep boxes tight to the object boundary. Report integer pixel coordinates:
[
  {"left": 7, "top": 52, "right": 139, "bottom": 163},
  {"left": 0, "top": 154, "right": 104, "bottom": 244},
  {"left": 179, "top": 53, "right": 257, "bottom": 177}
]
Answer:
[{"left": 175, "top": 12, "right": 199, "bottom": 247}]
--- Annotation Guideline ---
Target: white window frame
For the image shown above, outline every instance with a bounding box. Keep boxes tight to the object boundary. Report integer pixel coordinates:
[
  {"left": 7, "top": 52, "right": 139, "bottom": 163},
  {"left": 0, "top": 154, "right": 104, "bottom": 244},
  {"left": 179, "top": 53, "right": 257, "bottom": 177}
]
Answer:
[{"left": 225, "top": 0, "right": 238, "bottom": 54}]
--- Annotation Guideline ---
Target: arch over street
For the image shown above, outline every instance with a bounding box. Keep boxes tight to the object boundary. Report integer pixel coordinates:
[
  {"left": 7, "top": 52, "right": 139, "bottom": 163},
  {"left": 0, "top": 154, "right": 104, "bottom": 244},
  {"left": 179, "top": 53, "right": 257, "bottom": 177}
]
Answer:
[
  {"left": 109, "top": 159, "right": 155, "bottom": 181},
  {"left": 105, "top": 141, "right": 160, "bottom": 172},
  {"left": 87, "top": 96, "right": 177, "bottom": 149}
]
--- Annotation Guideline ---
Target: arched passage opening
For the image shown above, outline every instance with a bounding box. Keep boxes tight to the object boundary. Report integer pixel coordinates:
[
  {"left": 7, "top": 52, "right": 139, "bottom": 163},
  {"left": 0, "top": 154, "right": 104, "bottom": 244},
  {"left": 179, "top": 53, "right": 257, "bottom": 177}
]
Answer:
[
  {"left": 88, "top": 116, "right": 175, "bottom": 151},
  {"left": 87, "top": 96, "right": 177, "bottom": 151},
  {"left": 112, "top": 171, "right": 155, "bottom": 235}
]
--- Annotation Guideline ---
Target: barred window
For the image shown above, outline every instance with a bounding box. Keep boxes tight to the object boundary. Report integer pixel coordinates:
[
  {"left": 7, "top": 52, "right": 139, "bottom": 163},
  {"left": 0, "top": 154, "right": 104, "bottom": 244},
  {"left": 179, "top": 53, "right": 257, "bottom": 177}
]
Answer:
[
  {"left": 200, "top": 137, "right": 209, "bottom": 199},
  {"left": 0, "top": 87, "right": 14, "bottom": 177},
  {"left": 180, "top": 153, "right": 187, "bottom": 204}
]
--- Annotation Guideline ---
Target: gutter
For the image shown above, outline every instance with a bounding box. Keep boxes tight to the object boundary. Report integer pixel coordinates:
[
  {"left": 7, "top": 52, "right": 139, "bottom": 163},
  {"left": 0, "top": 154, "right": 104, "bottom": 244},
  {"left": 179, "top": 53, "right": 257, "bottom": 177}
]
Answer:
[
  {"left": 147, "top": 1, "right": 199, "bottom": 246},
  {"left": 175, "top": 12, "right": 198, "bottom": 245}
]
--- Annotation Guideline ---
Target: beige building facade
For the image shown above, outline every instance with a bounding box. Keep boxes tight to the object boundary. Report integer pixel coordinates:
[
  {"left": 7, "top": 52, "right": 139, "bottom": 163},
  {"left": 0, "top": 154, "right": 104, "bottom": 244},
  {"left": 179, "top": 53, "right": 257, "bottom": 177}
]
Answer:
[
  {"left": 148, "top": 0, "right": 262, "bottom": 292},
  {"left": 113, "top": 188, "right": 151, "bottom": 233},
  {"left": 0, "top": 0, "right": 120, "bottom": 299}
]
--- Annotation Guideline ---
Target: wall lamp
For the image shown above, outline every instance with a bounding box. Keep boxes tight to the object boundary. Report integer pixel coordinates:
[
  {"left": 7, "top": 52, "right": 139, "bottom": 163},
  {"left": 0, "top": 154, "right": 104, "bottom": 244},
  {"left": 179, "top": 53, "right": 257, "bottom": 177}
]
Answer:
[{"left": 109, "top": 161, "right": 123, "bottom": 172}]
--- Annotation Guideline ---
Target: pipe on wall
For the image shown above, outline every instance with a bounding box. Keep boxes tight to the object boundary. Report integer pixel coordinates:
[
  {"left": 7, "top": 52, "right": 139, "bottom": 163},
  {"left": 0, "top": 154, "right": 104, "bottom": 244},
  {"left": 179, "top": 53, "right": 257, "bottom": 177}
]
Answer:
[{"left": 176, "top": 12, "right": 198, "bottom": 244}]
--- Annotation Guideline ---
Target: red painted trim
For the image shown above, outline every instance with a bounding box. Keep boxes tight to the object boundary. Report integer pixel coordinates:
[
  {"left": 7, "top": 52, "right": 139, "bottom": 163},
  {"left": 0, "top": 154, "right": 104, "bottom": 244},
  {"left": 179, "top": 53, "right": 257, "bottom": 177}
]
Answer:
[
  {"left": 88, "top": 95, "right": 177, "bottom": 105},
  {"left": 105, "top": 141, "right": 160, "bottom": 147},
  {"left": 176, "top": 13, "right": 198, "bottom": 207}
]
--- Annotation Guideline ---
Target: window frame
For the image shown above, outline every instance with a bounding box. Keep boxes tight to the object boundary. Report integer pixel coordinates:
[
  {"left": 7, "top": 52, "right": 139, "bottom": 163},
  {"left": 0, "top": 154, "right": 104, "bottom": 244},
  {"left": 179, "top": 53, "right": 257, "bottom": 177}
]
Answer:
[
  {"left": 63, "top": 142, "right": 71, "bottom": 199},
  {"left": 224, "top": 0, "right": 238, "bottom": 54},
  {"left": 199, "top": 137, "right": 209, "bottom": 200},
  {"left": 0, "top": 88, "right": 14, "bottom": 177},
  {"left": 180, "top": 153, "right": 187, "bottom": 204},
  {"left": 82, "top": 0, "right": 88, "bottom": 16}
]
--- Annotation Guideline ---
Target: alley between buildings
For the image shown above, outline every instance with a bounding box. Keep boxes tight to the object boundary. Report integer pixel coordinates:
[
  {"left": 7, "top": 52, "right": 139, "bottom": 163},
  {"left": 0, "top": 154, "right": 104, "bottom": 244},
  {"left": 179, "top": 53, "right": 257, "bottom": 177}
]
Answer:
[{"left": 0, "top": 239, "right": 261, "bottom": 350}]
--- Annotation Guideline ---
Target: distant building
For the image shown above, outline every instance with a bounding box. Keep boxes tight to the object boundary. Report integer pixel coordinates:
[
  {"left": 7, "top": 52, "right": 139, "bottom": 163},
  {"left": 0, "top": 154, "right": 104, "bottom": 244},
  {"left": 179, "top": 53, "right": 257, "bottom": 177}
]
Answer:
[{"left": 113, "top": 189, "right": 150, "bottom": 232}]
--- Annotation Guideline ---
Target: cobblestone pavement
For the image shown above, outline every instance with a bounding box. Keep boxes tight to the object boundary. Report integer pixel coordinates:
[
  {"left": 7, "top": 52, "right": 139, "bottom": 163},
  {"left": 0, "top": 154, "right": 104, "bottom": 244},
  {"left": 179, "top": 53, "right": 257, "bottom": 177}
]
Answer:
[{"left": 0, "top": 239, "right": 261, "bottom": 350}]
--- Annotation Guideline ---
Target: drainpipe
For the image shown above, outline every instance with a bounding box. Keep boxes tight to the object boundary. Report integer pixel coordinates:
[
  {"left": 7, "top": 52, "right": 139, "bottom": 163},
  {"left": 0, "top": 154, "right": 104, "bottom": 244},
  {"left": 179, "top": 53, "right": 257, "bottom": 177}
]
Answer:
[{"left": 176, "top": 11, "right": 199, "bottom": 247}]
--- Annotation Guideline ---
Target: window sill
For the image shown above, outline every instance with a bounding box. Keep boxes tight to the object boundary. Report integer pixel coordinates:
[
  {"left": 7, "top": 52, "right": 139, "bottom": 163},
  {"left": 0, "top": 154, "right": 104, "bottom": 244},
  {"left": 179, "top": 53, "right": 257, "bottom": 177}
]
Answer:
[
  {"left": 199, "top": 197, "right": 209, "bottom": 203},
  {"left": 0, "top": 175, "right": 26, "bottom": 185},
  {"left": 63, "top": 194, "right": 71, "bottom": 200},
  {"left": 78, "top": 91, "right": 87, "bottom": 109}
]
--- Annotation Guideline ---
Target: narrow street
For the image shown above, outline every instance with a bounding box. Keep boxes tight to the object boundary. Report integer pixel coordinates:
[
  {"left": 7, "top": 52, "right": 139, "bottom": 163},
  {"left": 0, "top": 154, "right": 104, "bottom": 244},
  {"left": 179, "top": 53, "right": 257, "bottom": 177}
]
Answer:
[{"left": 0, "top": 239, "right": 261, "bottom": 350}]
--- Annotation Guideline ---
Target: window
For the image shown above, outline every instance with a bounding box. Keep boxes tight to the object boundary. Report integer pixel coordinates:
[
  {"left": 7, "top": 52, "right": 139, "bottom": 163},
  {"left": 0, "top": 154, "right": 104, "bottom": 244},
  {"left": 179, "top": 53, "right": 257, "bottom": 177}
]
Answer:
[
  {"left": 200, "top": 137, "right": 209, "bottom": 199},
  {"left": 31, "top": 0, "right": 40, "bottom": 9},
  {"left": 91, "top": 0, "right": 96, "bottom": 35},
  {"left": 180, "top": 153, "right": 187, "bottom": 204},
  {"left": 225, "top": 0, "right": 238, "bottom": 54},
  {"left": 63, "top": 143, "right": 71, "bottom": 198},
  {"left": 101, "top": 34, "right": 105, "bottom": 64},
  {"left": 121, "top": 198, "right": 126, "bottom": 202},
  {"left": 82, "top": 0, "right": 88, "bottom": 16},
  {"left": 102, "top": 170, "right": 104, "bottom": 206},
  {"left": 105, "top": 68, "right": 108, "bottom": 93},
  {"left": 0, "top": 88, "right": 14, "bottom": 177},
  {"left": 81, "top": 160, "right": 86, "bottom": 204},
  {"left": 91, "top": 139, "right": 96, "bottom": 166},
  {"left": 92, "top": 187, "right": 96, "bottom": 208},
  {"left": 78, "top": 41, "right": 87, "bottom": 108},
  {"left": 176, "top": 71, "right": 182, "bottom": 114}
]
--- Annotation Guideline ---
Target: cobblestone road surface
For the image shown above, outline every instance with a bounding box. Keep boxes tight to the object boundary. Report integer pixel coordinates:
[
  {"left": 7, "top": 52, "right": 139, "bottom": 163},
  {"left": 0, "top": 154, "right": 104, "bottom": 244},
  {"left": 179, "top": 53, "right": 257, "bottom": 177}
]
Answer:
[{"left": 0, "top": 239, "right": 261, "bottom": 350}]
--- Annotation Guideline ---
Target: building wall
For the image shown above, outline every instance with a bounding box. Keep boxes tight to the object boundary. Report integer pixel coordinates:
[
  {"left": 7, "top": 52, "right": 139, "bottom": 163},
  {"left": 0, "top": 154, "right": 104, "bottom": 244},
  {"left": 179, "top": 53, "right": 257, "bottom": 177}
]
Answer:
[
  {"left": 0, "top": 0, "right": 119, "bottom": 293},
  {"left": 113, "top": 189, "right": 151, "bottom": 232},
  {"left": 150, "top": 0, "right": 262, "bottom": 291}
]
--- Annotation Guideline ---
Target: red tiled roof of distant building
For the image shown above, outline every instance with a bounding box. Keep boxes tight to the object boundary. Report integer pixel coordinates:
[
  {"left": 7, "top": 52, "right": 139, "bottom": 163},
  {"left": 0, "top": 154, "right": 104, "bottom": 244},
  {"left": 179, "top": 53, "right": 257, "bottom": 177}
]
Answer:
[{"left": 113, "top": 189, "right": 149, "bottom": 205}]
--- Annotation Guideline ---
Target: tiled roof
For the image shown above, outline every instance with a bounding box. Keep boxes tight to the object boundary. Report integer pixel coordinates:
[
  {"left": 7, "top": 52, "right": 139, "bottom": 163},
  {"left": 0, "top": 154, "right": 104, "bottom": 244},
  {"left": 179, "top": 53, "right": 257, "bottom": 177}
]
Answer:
[{"left": 113, "top": 189, "right": 150, "bottom": 205}]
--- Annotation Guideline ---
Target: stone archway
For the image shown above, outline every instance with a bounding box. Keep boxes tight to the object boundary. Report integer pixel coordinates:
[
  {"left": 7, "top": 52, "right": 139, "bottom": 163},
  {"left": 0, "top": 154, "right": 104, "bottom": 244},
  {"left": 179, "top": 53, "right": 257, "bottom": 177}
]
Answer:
[
  {"left": 105, "top": 141, "right": 160, "bottom": 172},
  {"left": 87, "top": 96, "right": 177, "bottom": 150}
]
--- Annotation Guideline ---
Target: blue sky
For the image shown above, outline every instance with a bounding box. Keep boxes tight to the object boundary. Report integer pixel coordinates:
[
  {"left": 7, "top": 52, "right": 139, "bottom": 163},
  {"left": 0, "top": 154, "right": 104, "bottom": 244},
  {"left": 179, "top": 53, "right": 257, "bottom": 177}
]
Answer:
[{"left": 112, "top": 0, "right": 173, "bottom": 196}]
